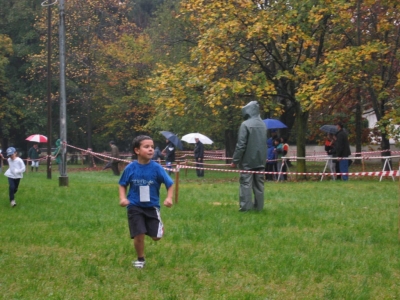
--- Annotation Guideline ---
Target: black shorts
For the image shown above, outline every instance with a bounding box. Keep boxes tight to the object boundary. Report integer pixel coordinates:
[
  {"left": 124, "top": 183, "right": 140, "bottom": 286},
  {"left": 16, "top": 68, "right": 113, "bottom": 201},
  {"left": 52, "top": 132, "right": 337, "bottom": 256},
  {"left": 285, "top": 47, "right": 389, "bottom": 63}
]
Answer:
[{"left": 127, "top": 206, "right": 164, "bottom": 239}]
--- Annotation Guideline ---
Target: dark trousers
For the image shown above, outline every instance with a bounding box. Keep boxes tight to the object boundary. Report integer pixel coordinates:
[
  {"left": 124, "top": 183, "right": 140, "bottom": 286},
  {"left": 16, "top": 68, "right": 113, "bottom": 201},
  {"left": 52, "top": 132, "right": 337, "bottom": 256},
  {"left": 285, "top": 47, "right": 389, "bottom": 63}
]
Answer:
[
  {"left": 339, "top": 159, "right": 349, "bottom": 181},
  {"left": 111, "top": 162, "right": 120, "bottom": 176},
  {"left": 8, "top": 178, "right": 21, "bottom": 201},
  {"left": 196, "top": 158, "right": 204, "bottom": 177},
  {"left": 282, "top": 163, "right": 287, "bottom": 181},
  {"left": 335, "top": 161, "right": 341, "bottom": 180},
  {"left": 265, "top": 163, "right": 276, "bottom": 181}
]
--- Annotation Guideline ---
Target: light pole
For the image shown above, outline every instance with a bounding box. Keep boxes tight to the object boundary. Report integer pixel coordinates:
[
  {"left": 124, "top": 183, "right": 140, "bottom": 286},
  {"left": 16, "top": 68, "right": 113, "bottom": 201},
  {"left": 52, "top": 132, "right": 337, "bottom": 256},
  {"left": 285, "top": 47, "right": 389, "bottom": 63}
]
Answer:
[
  {"left": 41, "top": 0, "right": 56, "bottom": 180},
  {"left": 58, "top": 0, "right": 68, "bottom": 186}
]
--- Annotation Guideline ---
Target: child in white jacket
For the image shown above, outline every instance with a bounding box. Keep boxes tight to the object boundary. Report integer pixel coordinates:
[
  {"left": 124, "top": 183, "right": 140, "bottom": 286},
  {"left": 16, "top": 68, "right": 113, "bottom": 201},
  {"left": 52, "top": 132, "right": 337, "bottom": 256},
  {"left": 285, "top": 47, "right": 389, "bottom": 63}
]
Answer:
[{"left": 4, "top": 147, "right": 26, "bottom": 207}]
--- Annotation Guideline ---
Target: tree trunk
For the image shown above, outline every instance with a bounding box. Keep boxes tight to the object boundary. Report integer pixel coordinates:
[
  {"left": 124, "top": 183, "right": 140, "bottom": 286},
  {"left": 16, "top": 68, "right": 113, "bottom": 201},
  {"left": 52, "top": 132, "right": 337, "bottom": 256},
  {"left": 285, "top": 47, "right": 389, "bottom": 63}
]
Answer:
[
  {"left": 355, "top": 93, "right": 362, "bottom": 164},
  {"left": 224, "top": 129, "right": 237, "bottom": 164},
  {"left": 295, "top": 102, "right": 308, "bottom": 179},
  {"left": 86, "top": 95, "right": 93, "bottom": 167}
]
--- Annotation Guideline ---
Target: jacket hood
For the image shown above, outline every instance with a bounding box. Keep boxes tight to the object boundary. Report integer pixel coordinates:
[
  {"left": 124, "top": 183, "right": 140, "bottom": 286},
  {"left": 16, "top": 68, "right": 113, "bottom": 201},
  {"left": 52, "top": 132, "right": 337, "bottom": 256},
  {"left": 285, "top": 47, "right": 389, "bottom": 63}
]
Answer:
[
  {"left": 241, "top": 101, "right": 260, "bottom": 120},
  {"left": 55, "top": 139, "right": 61, "bottom": 147}
]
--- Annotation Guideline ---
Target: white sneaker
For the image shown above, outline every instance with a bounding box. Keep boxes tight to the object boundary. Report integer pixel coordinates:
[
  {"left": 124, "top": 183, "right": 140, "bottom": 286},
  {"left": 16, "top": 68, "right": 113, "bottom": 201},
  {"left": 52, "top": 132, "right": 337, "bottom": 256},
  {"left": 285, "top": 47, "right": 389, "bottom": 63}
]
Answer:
[
  {"left": 132, "top": 260, "right": 145, "bottom": 269},
  {"left": 10, "top": 200, "right": 16, "bottom": 207}
]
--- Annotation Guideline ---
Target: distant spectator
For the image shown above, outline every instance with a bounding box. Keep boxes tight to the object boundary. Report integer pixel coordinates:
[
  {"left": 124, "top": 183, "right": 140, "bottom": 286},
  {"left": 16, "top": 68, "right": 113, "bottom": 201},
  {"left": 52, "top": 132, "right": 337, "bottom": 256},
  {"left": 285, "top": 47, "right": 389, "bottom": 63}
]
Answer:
[
  {"left": 0, "top": 150, "right": 4, "bottom": 173},
  {"left": 28, "top": 143, "right": 41, "bottom": 172},
  {"left": 109, "top": 141, "right": 120, "bottom": 176},
  {"left": 152, "top": 146, "right": 164, "bottom": 163},
  {"left": 324, "top": 133, "right": 336, "bottom": 180},
  {"left": 335, "top": 122, "right": 351, "bottom": 181},
  {"left": 52, "top": 139, "right": 62, "bottom": 172},
  {"left": 194, "top": 137, "right": 204, "bottom": 177},
  {"left": 162, "top": 139, "right": 175, "bottom": 175},
  {"left": 265, "top": 138, "right": 276, "bottom": 181},
  {"left": 274, "top": 137, "right": 285, "bottom": 181}
]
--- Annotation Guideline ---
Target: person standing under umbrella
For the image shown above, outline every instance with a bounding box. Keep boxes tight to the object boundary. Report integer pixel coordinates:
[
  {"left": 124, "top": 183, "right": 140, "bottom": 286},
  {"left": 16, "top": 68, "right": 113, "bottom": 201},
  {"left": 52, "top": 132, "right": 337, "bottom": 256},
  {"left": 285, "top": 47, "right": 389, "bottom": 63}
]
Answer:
[
  {"left": 194, "top": 137, "right": 204, "bottom": 177},
  {"left": 324, "top": 133, "right": 336, "bottom": 180},
  {"left": 28, "top": 143, "right": 41, "bottom": 172},
  {"left": 162, "top": 139, "right": 175, "bottom": 175},
  {"left": 231, "top": 100, "right": 267, "bottom": 212},
  {"left": 335, "top": 122, "right": 351, "bottom": 181}
]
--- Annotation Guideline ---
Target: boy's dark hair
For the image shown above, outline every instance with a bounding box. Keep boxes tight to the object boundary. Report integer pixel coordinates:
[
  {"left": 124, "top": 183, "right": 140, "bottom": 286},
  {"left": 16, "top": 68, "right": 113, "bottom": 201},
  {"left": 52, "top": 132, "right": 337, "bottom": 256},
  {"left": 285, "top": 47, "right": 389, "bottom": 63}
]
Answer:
[
  {"left": 336, "top": 121, "right": 344, "bottom": 129},
  {"left": 132, "top": 135, "right": 153, "bottom": 151}
]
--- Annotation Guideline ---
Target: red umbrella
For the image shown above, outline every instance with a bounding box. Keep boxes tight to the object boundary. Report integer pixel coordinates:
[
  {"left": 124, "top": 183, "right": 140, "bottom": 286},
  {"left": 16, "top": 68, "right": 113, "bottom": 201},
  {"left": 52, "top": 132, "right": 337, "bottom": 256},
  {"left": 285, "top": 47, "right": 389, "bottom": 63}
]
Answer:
[{"left": 26, "top": 134, "right": 48, "bottom": 143}]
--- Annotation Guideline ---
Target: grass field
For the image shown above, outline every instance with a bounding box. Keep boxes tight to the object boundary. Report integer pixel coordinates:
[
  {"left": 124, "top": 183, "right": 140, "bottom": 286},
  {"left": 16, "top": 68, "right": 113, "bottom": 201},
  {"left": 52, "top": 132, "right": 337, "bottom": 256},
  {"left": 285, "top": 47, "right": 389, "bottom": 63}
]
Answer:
[{"left": 1, "top": 167, "right": 400, "bottom": 299}]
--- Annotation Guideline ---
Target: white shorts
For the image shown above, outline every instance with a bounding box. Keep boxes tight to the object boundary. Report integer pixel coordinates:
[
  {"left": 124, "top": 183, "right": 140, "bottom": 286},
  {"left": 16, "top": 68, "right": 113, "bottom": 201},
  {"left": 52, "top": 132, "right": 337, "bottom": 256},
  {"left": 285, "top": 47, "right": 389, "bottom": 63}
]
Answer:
[{"left": 31, "top": 160, "right": 39, "bottom": 167}]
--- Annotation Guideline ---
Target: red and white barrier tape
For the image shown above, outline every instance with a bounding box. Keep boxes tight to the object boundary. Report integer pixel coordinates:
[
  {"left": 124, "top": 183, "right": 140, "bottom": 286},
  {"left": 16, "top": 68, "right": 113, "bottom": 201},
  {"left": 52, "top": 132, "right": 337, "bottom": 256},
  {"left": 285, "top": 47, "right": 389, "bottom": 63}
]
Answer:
[
  {"left": 178, "top": 164, "right": 399, "bottom": 177},
  {"left": 60, "top": 142, "right": 399, "bottom": 177}
]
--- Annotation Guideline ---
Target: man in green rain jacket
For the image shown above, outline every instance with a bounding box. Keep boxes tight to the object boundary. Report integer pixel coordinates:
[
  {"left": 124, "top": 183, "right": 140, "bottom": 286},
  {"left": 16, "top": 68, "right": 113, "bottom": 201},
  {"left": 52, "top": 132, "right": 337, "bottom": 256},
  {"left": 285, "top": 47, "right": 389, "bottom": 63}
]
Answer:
[
  {"left": 231, "top": 101, "right": 267, "bottom": 211},
  {"left": 52, "top": 139, "right": 62, "bottom": 172}
]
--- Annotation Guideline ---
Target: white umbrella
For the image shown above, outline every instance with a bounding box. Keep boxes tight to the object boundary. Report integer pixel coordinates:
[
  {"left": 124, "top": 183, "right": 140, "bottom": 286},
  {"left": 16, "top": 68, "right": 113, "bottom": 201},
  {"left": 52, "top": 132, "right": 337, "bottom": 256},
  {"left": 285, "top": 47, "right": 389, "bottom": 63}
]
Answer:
[{"left": 181, "top": 133, "right": 213, "bottom": 144}]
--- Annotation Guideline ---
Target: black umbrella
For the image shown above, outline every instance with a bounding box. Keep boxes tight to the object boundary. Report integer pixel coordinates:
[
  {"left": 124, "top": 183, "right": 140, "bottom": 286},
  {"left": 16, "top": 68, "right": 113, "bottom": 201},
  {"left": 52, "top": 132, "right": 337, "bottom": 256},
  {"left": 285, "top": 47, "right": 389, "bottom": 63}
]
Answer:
[
  {"left": 160, "top": 131, "right": 183, "bottom": 150},
  {"left": 320, "top": 125, "right": 337, "bottom": 134}
]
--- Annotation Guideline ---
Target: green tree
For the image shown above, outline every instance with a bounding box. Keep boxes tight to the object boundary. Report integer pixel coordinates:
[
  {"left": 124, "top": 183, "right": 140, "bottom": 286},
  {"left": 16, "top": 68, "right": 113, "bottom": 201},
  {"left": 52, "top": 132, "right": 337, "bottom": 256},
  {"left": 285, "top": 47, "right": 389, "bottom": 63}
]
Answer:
[
  {"left": 308, "top": 0, "right": 400, "bottom": 155},
  {"left": 0, "top": 0, "right": 46, "bottom": 150},
  {"left": 149, "top": 0, "right": 345, "bottom": 173},
  {"left": 29, "top": 0, "right": 139, "bottom": 151}
]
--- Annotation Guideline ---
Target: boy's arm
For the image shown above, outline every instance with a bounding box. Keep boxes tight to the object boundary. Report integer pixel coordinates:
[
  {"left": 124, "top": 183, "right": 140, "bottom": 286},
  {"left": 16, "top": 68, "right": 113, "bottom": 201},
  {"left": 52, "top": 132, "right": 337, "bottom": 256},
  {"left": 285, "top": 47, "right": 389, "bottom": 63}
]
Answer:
[
  {"left": 119, "top": 185, "right": 129, "bottom": 207},
  {"left": 17, "top": 159, "right": 26, "bottom": 173},
  {"left": 163, "top": 185, "right": 174, "bottom": 208}
]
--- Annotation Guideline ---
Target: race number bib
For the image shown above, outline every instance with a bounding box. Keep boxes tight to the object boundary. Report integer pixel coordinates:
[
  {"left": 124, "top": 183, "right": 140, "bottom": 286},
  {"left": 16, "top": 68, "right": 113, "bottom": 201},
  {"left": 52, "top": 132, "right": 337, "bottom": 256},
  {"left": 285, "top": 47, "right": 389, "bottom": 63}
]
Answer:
[{"left": 139, "top": 186, "right": 150, "bottom": 202}]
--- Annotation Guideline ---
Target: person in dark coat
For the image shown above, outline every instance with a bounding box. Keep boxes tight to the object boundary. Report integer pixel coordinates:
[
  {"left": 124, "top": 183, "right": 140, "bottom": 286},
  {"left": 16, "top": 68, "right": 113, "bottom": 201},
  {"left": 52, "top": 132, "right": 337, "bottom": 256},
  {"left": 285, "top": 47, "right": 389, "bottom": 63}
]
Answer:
[
  {"left": 28, "top": 143, "right": 41, "bottom": 172},
  {"left": 335, "top": 122, "right": 351, "bottom": 181},
  {"left": 265, "top": 138, "right": 276, "bottom": 181},
  {"left": 194, "top": 137, "right": 204, "bottom": 177},
  {"left": 152, "top": 146, "right": 164, "bottom": 163},
  {"left": 162, "top": 139, "right": 175, "bottom": 175}
]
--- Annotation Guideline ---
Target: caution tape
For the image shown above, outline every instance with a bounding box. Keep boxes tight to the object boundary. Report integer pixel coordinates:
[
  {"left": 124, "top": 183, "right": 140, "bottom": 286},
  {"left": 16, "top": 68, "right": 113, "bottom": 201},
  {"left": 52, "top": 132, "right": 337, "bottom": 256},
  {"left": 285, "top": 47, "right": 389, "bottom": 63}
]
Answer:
[
  {"left": 65, "top": 143, "right": 179, "bottom": 173},
  {"left": 178, "top": 164, "right": 399, "bottom": 177},
  {"left": 60, "top": 142, "right": 400, "bottom": 177}
]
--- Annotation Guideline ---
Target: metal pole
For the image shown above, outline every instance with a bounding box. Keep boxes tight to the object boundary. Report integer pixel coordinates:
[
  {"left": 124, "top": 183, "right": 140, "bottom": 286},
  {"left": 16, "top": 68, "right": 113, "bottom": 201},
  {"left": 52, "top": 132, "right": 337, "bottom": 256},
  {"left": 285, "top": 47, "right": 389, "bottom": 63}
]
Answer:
[
  {"left": 46, "top": 3, "right": 52, "bottom": 179},
  {"left": 174, "top": 163, "right": 180, "bottom": 204},
  {"left": 58, "top": 0, "right": 68, "bottom": 186}
]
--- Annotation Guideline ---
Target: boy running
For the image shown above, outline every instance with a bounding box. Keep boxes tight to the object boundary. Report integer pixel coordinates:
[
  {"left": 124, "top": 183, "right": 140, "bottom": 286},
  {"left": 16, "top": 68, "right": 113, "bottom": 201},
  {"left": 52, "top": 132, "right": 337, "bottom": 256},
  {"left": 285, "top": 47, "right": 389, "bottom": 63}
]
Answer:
[{"left": 119, "top": 135, "right": 173, "bottom": 269}]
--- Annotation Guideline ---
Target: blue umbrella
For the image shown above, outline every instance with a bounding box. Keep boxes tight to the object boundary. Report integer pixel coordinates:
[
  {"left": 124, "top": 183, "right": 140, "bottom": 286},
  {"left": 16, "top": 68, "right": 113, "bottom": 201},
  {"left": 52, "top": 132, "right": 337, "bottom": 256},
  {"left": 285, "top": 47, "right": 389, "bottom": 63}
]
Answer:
[
  {"left": 160, "top": 131, "right": 183, "bottom": 150},
  {"left": 263, "top": 119, "right": 288, "bottom": 129},
  {"left": 319, "top": 125, "right": 337, "bottom": 134}
]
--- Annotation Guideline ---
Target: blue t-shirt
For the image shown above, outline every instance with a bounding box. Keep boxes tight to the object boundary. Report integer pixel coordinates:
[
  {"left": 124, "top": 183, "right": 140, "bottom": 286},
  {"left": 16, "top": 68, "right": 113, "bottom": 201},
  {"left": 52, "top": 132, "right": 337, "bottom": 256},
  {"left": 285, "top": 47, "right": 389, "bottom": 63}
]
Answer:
[{"left": 119, "top": 160, "right": 174, "bottom": 209}]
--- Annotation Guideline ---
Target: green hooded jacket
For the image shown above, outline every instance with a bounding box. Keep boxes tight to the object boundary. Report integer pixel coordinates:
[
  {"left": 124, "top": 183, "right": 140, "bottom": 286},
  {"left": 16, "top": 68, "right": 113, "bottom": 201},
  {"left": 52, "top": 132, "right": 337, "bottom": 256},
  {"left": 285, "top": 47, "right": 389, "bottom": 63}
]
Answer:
[
  {"left": 232, "top": 101, "right": 267, "bottom": 170},
  {"left": 52, "top": 139, "right": 62, "bottom": 164}
]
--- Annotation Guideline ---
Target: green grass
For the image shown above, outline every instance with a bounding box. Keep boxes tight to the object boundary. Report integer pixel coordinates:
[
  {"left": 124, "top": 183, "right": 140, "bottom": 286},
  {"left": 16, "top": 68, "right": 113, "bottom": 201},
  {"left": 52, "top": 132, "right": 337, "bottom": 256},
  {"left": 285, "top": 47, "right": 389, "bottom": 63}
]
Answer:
[{"left": 1, "top": 169, "right": 400, "bottom": 299}]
